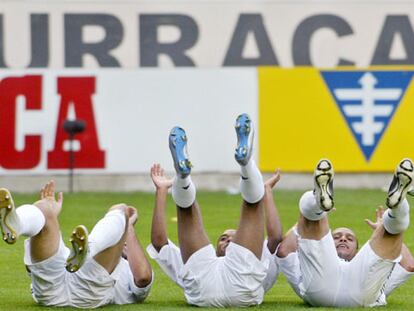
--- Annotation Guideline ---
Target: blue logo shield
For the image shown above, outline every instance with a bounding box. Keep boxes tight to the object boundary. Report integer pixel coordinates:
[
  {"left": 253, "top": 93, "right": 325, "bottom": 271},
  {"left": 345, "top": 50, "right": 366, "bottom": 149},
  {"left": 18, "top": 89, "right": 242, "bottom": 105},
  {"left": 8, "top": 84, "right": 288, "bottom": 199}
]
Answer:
[{"left": 321, "top": 71, "right": 414, "bottom": 161}]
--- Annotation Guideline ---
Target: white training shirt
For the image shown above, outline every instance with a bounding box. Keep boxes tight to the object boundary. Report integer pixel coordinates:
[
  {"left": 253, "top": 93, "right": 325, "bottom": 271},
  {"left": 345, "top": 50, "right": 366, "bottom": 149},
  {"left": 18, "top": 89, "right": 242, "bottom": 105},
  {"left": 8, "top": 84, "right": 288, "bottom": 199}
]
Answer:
[
  {"left": 277, "top": 251, "right": 414, "bottom": 306},
  {"left": 24, "top": 237, "right": 153, "bottom": 308},
  {"left": 146, "top": 239, "right": 279, "bottom": 293}
]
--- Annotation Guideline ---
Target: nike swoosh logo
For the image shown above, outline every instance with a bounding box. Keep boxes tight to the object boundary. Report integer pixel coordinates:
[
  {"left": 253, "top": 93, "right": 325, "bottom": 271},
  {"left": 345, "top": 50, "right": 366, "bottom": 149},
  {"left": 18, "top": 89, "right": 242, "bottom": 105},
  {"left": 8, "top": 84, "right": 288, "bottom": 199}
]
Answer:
[
  {"left": 183, "top": 185, "right": 190, "bottom": 190},
  {"left": 241, "top": 176, "right": 248, "bottom": 180}
]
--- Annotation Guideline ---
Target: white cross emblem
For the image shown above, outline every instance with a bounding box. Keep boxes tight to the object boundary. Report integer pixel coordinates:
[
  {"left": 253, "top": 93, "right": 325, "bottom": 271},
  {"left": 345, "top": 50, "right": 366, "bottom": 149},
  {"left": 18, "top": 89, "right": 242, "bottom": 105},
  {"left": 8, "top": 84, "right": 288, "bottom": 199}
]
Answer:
[{"left": 333, "top": 73, "right": 402, "bottom": 146}]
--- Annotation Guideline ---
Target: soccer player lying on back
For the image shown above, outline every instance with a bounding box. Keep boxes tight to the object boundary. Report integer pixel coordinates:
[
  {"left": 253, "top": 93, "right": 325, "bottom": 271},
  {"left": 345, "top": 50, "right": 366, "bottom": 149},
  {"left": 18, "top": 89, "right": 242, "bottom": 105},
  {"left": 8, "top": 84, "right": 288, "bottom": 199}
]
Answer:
[
  {"left": 276, "top": 158, "right": 414, "bottom": 307},
  {"left": 0, "top": 181, "right": 153, "bottom": 308},
  {"left": 147, "top": 114, "right": 282, "bottom": 307}
]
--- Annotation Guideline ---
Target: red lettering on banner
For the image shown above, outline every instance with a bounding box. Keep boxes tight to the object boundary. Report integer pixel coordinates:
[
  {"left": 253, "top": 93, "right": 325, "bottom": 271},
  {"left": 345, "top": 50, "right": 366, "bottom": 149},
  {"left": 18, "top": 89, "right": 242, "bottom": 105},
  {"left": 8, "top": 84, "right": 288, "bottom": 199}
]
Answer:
[
  {"left": 0, "top": 75, "right": 42, "bottom": 169},
  {"left": 47, "top": 77, "right": 105, "bottom": 168}
]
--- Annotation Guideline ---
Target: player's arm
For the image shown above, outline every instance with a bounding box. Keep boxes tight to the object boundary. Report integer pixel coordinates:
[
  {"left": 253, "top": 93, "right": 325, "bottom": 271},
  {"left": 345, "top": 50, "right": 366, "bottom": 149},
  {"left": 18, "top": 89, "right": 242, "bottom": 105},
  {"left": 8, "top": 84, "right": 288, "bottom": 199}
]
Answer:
[
  {"left": 263, "top": 169, "right": 283, "bottom": 253},
  {"left": 125, "top": 207, "right": 153, "bottom": 288},
  {"left": 150, "top": 163, "right": 173, "bottom": 251},
  {"left": 365, "top": 206, "right": 414, "bottom": 272},
  {"left": 275, "top": 225, "right": 302, "bottom": 296},
  {"left": 276, "top": 225, "right": 299, "bottom": 257}
]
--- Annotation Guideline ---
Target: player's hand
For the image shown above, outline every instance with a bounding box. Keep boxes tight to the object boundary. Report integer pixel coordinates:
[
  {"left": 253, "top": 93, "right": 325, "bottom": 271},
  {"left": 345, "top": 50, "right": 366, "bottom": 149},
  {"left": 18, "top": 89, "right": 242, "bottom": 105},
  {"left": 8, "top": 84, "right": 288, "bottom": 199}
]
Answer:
[
  {"left": 365, "top": 206, "right": 385, "bottom": 230},
  {"left": 35, "top": 180, "right": 63, "bottom": 214},
  {"left": 265, "top": 168, "right": 281, "bottom": 190},
  {"left": 151, "top": 163, "right": 173, "bottom": 190},
  {"left": 127, "top": 206, "right": 138, "bottom": 226}
]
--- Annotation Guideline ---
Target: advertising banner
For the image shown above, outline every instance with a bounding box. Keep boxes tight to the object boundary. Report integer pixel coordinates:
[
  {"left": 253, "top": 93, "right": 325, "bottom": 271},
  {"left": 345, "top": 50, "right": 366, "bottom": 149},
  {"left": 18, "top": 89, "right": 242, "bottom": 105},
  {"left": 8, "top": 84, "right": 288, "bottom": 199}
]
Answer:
[
  {"left": 259, "top": 67, "right": 414, "bottom": 172},
  {"left": 0, "top": 69, "right": 257, "bottom": 174},
  {"left": 0, "top": 0, "right": 413, "bottom": 68}
]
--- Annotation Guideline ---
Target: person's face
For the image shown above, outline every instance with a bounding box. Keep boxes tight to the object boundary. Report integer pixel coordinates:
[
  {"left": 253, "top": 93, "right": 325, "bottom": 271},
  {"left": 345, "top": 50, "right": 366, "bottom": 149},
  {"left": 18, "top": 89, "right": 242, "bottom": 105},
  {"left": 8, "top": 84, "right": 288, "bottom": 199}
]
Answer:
[
  {"left": 332, "top": 227, "right": 358, "bottom": 261},
  {"left": 216, "top": 229, "right": 236, "bottom": 257}
]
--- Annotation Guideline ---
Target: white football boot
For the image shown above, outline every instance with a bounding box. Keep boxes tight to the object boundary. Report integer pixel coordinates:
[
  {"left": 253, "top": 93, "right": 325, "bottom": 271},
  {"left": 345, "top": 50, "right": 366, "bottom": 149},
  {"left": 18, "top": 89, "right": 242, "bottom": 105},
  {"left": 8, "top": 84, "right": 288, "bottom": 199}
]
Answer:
[
  {"left": 66, "top": 225, "right": 89, "bottom": 273},
  {"left": 0, "top": 188, "right": 20, "bottom": 244},
  {"left": 386, "top": 158, "right": 414, "bottom": 209},
  {"left": 314, "top": 159, "right": 334, "bottom": 211},
  {"left": 234, "top": 113, "right": 254, "bottom": 166}
]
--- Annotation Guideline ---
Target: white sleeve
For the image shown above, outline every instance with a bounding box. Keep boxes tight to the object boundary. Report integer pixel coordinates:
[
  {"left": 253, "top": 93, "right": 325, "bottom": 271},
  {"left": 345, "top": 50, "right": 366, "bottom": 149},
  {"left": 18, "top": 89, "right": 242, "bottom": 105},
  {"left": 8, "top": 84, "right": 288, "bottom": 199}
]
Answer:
[
  {"left": 112, "top": 258, "right": 154, "bottom": 304},
  {"left": 261, "top": 239, "right": 280, "bottom": 293},
  {"left": 146, "top": 240, "right": 185, "bottom": 288},
  {"left": 384, "top": 263, "right": 414, "bottom": 296},
  {"left": 276, "top": 251, "right": 303, "bottom": 298}
]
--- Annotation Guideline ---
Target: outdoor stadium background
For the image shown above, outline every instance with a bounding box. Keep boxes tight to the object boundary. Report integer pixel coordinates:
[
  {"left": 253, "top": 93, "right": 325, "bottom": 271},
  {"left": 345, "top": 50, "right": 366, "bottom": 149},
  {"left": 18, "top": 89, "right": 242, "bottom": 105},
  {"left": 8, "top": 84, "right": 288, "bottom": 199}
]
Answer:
[
  {"left": 0, "top": 0, "right": 413, "bottom": 191},
  {"left": 1, "top": 1, "right": 414, "bottom": 310}
]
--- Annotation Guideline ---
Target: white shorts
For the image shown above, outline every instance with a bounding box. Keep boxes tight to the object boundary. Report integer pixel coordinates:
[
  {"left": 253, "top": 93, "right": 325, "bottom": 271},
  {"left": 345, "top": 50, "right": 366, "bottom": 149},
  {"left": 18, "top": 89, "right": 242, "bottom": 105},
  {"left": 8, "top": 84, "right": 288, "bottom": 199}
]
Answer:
[
  {"left": 180, "top": 242, "right": 267, "bottom": 307},
  {"left": 24, "top": 237, "right": 152, "bottom": 308},
  {"left": 297, "top": 232, "right": 399, "bottom": 307},
  {"left": 384, "top": 262, "right": 414, "bottom": 296}
]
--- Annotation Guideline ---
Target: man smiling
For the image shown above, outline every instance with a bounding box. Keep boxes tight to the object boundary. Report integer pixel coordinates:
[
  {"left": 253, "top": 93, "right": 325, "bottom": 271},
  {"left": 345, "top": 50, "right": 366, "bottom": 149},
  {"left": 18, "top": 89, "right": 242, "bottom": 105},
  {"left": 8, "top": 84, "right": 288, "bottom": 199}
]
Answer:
[{"left": 332, "top": 227, "right": 358, "bottom": 261}]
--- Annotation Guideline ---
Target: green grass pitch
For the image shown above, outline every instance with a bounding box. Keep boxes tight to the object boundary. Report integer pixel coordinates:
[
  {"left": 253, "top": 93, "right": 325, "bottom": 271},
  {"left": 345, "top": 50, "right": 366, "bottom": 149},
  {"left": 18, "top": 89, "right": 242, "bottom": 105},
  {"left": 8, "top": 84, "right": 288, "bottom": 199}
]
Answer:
[{"left": 0, "top": 189, "right": 413, "bottom": 310}]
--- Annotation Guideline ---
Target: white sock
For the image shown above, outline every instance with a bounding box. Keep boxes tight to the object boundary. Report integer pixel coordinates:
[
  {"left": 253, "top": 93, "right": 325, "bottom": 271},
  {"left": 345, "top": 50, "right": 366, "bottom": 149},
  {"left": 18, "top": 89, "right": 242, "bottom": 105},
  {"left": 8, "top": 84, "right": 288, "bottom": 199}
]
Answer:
[
  {"left": 299, "top": 191, "right": 327, "bottom": 221},
  {"left": 172, "top": 176, "right": 196, "bottom": 208},
  {"left": 89, "top": 209, "right": 126, "bottom": 257},
  {"left": 383, "top": 199, "right": 410, "bottom": 235},
  {"left": 240, "top": 160, "right": 265, "bottom": 204},
  {"left": 16, "top": 204, "right": 45, "bottom": 237}
]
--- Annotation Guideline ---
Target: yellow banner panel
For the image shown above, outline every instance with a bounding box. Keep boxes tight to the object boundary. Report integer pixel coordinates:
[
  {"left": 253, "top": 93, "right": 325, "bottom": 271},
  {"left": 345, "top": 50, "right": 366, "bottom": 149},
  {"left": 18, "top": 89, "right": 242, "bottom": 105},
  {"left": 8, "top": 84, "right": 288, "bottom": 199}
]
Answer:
[{"left": 258, "top": 67, "right": 414, "bottom": 172}]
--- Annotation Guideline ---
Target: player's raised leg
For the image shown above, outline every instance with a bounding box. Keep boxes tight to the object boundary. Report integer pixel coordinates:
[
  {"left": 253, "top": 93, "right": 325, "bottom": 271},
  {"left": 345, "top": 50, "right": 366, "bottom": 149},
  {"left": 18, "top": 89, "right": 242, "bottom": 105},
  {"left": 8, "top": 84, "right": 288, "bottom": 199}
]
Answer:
[
  {"left": 370, "top": 158, "right": 413, "bottom": 260},
  {"left": 292, "top": 160, "right": 342, "bottom": 307},
  {"left": 169, "top": 126, "right": 210, "bottom": 263},
  {"left": 0, "top": 181, "right": 63, "bottom": 263},
  {"left": 297, "top": 159, "right": 334, "bottom": 239},
  {"left": 232, "top": 113, "right": 265, "bottom": 259},
  {"left": 88, "top": 204, "right": 129, "bottom": 273}
]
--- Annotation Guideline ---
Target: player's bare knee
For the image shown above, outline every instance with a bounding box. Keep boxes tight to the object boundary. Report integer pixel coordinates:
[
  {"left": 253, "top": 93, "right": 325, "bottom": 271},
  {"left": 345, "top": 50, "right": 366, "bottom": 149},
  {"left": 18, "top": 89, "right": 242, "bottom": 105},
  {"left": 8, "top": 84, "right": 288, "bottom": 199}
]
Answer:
[
  {"left": 276, "top": 243, "right": 291, "bottom": 258},
  {"left": 151, "top": 235, "right": 168, "bottom": 252},
  {"left": 135, "top": 271, "right": 152, "bottom": 288},
  {"left": 405, "top": 263, "right": 414, "bottom": 273},
  {"left": 108, "top": 203, "right": 128, "bottom": 214},
  {"left": 109, "top": 203, "right": 127, "bottom": 212}
]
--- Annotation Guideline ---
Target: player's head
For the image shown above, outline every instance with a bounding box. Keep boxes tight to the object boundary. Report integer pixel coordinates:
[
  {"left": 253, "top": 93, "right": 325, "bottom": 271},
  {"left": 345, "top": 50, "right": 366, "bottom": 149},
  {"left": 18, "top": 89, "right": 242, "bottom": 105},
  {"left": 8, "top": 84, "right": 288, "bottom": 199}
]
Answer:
[
  {"left": 216, "top": 229, "right": 236, "bottom": 257},
  {"left": 332, "top": 227, "right": 359, "bottom": 261}
]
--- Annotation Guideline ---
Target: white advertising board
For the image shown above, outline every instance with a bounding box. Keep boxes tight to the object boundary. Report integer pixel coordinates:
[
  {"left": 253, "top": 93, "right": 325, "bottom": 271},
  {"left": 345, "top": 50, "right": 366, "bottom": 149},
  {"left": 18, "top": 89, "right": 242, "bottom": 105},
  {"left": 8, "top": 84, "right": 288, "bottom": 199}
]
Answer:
[
  {"left": 0, "top": 69, "right": 257, "bottom": 174},
  {"left": 0, "top": 0, "right": 412, "bottom": 68}
]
